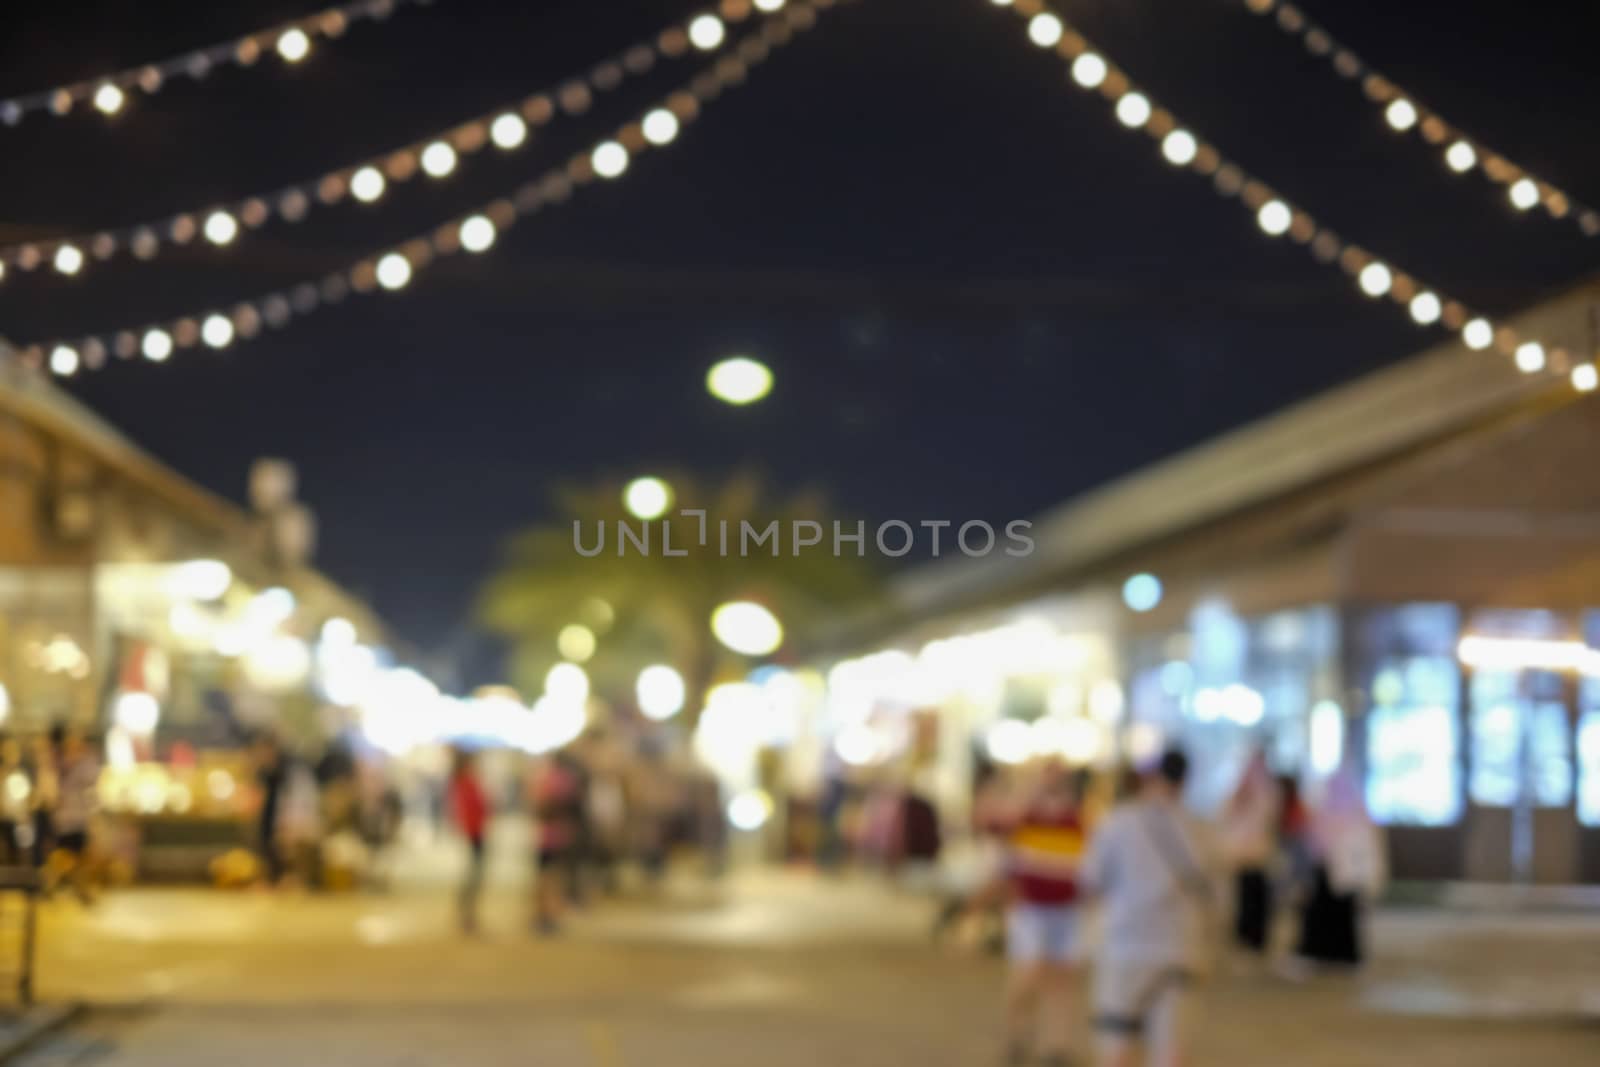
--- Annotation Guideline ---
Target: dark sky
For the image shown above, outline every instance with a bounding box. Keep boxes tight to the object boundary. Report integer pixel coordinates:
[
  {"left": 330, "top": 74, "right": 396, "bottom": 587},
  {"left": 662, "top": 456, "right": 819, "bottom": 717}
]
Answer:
[{"left": 2, "top": 0, "right": 1596, "bottom": 676}]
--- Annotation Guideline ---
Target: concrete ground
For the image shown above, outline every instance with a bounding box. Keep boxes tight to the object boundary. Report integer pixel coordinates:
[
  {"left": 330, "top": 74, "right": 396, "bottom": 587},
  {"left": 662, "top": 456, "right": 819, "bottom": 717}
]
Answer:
[{"left": 8, "top": 871, "right": 1599, "bottom": 1065}]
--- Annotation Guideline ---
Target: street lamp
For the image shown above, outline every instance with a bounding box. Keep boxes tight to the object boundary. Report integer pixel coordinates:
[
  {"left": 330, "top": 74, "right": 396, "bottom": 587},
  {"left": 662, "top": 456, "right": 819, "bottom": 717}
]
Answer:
[
  {"left": 623, "top": 476, "right": 673, "bottom": 520},
  {"left": 711, "top": 601, "right": 783, "bottom": 656},
  {"left": 636, "top": 664, "right": 686, "bottom": 720},
  {"left": 707, "top": 357, "right": 773, "bottom": 406}
]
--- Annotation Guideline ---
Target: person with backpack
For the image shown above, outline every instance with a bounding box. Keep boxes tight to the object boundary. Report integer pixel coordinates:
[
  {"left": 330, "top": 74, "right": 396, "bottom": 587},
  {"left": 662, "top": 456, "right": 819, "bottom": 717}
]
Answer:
[{"left": 1081, "top": 749, "right": 1221, "bottom": 1067}]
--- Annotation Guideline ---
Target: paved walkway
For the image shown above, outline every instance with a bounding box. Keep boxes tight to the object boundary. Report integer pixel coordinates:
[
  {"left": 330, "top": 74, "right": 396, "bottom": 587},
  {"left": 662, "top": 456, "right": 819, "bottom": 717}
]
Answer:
[{"left": 9, "top": 872, "right": 1599, "bottom": 1064}]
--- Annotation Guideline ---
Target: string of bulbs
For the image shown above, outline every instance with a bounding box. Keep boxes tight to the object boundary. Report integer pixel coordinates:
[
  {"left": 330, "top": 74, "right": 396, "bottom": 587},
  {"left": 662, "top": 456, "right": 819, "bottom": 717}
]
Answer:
[
  {"left": 986, "top": 0, "right": 1598, "bottom": 396},
  {"left": 0, "top": 2, "right": 789, "bottom": 283},
  {"left": 0, "top": 0, "right": 438, "bottom": 128},
  {"left": 9, "top": 0, "right": 839, "bottom": 379},
  {"left": 1237, "top": 0, "right": 1599, "bottom": 239}
]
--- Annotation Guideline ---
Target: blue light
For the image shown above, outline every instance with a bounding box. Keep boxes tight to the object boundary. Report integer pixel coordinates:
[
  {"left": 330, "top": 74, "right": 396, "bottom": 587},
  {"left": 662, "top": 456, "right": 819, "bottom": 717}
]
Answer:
[{"left": 1122, "top": 573, "right": 1163, "bottom": 613}]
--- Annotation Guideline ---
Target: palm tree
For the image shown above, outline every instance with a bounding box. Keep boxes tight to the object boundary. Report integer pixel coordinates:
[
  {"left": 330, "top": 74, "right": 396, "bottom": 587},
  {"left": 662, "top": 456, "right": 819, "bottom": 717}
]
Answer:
[{"left": 478, "top": 472, "right": 883, "bottom": 717}]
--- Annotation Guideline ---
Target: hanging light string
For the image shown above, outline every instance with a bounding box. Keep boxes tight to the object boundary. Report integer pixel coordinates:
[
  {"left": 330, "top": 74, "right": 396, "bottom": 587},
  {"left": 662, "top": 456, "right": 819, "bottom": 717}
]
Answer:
[
  {"left": 984, "top": 0, "right": 1597, "bottom": 395},
  {"left": 1236, "top": 0, "right": 1599, "bottom": 238},
  {"left": 10, "top": 0, "right": 839, "bottom": 378},
  {"left": 0, "top": 1, "right": 785, "bottom": 282},
  {"left": 0, "top": 0, "right": 440, "bottom": 128}
]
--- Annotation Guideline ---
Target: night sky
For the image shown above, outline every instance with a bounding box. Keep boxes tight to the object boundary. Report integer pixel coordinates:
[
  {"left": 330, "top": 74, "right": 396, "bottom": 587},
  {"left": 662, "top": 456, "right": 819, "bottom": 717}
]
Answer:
[{"left": 2, "top": 0, "right": 1596, "bottom": 677}]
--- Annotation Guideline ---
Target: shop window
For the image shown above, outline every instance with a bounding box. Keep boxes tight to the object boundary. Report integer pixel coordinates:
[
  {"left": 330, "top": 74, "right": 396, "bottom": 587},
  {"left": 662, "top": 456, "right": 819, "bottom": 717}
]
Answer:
[
  {"left": 1365, "top": 654, "right": 1462, "bottom": 827},
  {"left": 1579, "top": 712, "right": 1600, "bottom": 828}
]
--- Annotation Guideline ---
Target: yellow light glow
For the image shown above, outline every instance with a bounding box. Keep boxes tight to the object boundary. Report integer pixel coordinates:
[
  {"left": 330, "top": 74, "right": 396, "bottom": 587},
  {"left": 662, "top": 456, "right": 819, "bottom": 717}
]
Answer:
[
  {"left": 490, "top": 112, "right": 527, "bottom": 150},
  {"left": 376, "top": 253, "right": 412, "bottom": 291},
  {"left": 1257, "top": 199, "right": 1291, "bottom": 236},
  {"left": 350, "top": 165, "right": 386, "bottom": 203},
  {"left": 623, "top": 476, "right": 673, "bottom": 520},
  {"left": 1071, "top": 53, "right": 1107, "bottom": 89},
  {"left": 1115, "top": 92, "right": 1151, "bottom": 128},
  {"left": 142, "top": 328, "right": 174, "bottom": 362},
  {"left": 727, "top": 788, "right": 774, "bottom": 831},
  {"left": 755, "top": 0, "right": 787, "bottom": 10},
  {"left": 277, "top": 28, "right": 311, "bottom": 63},
  {"left": 420, "top": 141, "right": 457, "bottom": 178},
  {"left": 1384, "top": 98, "right": 1418, "bottom": 131},
  {"left": 1509, "top": 178, "right": 1540, "bottom": 211},
  {"left": 1161, "top": 129, "right": 1197, "bottom": 166},
  {"left": 1462, "top": 317, "right": 1493, "bottom": 351},
  {"left": 642, "top": 108, "right": 680, "bottom": 146},
  {"left": 168, "top": 559, "right": 232, "bottom": 600},
  {"left": 1028, "top": 13, "right": 1064, "bottom": 47},
  {"left": 1572, "top": 364, "right": 1599, "bottom": 393},
  {"left": 112, "top": 691, "right": 160, "bottom": 735},
  {"left": 54, "top": 244, "right": 84, "bottom": 276},
  {"left": 636, "top": 664, "right": 686, "bottom": 720},
  {"left": 1358, "top": 262, "right": 1392, "bottom": 297},
  {"left": 688, "top": 14, "right": 726, "bottom": 50},
  {"left": 1445, "top": 140, "right": 1476, "bottom": 173},
  {"left": 49, "top": 345, "right": 79, "bottom": 376},
  {"left": 557, "top": 623, "right": 596, "bottom": 663},
  {"left": 710, "top": 601, "right": 783, "bottom": 656},
  {"left": 202, "top": 313, "right": 235, "bottom": 349},
  {"left": 706, "top": 356, "right": 773, "bottom": 405},
  {"left": 1514, "top": 341, "right": 1546, "bottom": 374},
  {"left": 204, "top": 210, "right": 238, "bottom": 246},
  {"left": 592, "top": 140, "right": 629, "bottom": 179},
  {"left": 459, "top": 214, "right": 496, "bottom": 253},
  {"left": 93, "top": 83, "right": 125, "bottom": 115},
  {"left": 1409, "top": 291, "right": 1442, "bottom": 326}
]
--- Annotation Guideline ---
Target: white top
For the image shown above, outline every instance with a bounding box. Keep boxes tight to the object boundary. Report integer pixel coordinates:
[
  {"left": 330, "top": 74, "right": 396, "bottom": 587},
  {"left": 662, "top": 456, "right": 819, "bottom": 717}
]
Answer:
[{"left": 1081, "top": 799, "right": 1222, "bottom": 971}]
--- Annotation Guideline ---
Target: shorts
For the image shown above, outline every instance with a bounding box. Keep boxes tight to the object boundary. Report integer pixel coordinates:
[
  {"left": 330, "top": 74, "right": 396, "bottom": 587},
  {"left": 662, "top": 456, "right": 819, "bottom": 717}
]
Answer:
[
  {"left": 1006, "top": 903, "right": 1080, "bottom": 965},
  {"left": 1092, "top": 959, "right": 1198, "bottom": 1059}
]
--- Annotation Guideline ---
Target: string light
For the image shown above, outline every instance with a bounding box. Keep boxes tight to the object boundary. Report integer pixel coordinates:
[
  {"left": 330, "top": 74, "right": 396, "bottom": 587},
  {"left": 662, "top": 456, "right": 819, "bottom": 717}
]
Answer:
[
  {"left": 642, "top": 108, "right": 680, "bottom": 145},
  {"left": 14, "top": 0, "right": 842, "bottom": 378},
  {"left": 142, "top": 328, "right": 174, "bottom": 362},
  {"left": 53, "top": 244, "right": 84, "bottom": 276},
  {"left": 755, "top": 0, "right": 788, "bottom": 9},
  {"left": 204, "top": 210, "right": 239, "bottom": 246},
  {"left": 1071, "top": 53, "right": 1107, "bottom": 89},
  {"left": 592, "top": 141, "right": 630, "bottom": 179},
  {"left": 0, "top": 4, "right": 773, "bottom": 278},
  {"left": 350, "top": 166, "right": 386, "bottom": 203},
  {"left": 490, "top": 112, "right": 527, "bottom": 150},
  {"left": 420, "top": 141, "right": 457, "bottom": 178},
  {"left": 459, "top": 215, "right": 496, "bottom": 253},
  {"left": 1115, "top": 92, "right": 1151, "bottom": 128},
  {"left": 376, "top": 253, "right": 412, "bottom": 291},
  {"left": 1238, "top": 0, "right": 1599, "bottom": 237},
  {"left": 689, "top": 14, "right": 727, "bottom": 50},
  {"left": 989, "top": 1, "right": 1581, "bottom": 392},
  {"left": 1028, "top": 13, "right": 1064, "bottom": 47},
  {"left": 0, "top": 0, "right": 438, "bottom": 127},
  {"left": 1573, "top": 364, "right": 1599, "bottom": 393}
]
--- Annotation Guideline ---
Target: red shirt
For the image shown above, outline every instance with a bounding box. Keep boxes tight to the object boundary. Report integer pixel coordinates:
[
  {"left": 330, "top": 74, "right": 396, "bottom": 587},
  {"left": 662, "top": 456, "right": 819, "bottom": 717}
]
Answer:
[
  {"left": 1007, "top": 804, "right": 1085, "bottom": 906},
  {"left": 448, "top": 771, "right": 489, "bottom": 840}
]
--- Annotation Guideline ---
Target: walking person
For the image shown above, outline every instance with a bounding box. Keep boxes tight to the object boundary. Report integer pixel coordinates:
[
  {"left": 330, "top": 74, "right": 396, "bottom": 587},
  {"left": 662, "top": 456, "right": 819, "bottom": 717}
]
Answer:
[
  {"left": 0, "top": 735, "right": 31, "bottom": 866},
  {"left": 529, "top": 751, "right": 583, "bottom": 935},
  {"left": 447, "top": 748, "right": 490, "bottom": 935},
  {"left": 998, "top": 761, "right": 1089, "bottom": 1067},
  {"left": 29, "top": 734, "right": 58, "bottom": 872},
  {"left": 253, "top": 733, "right": 288, "bottom": 887},
  {"left": 1081, "top": 750, "right": 1219, "bottom": 1067},
  {"left": 1221, "top": 750, "right": 1278, "bottom": 961},
  {"left": 1295, "top": 761, "right": 1385, "bottom": 970},
  {"left": 51, "top": 726, "right": 101, "bottom": 904}
]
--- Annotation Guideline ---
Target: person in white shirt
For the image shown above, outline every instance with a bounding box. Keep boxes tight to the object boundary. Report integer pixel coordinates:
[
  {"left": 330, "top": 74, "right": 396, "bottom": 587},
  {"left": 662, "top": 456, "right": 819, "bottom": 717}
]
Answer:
[{"left": 1080, "top": 750, "right": 1220, "bottom": 1067}]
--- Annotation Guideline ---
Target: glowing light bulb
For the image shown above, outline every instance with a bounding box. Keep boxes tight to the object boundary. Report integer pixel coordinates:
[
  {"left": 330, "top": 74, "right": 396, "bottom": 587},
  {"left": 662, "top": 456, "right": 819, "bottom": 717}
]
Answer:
[
  {"left": 142, "top": 328, "right": 173, "bottom": 362},
  {"left": 1445, "top": 140, "right": 1477, "bottom": 174},
  {"left": 54, "top": 244, "right": 84, "bottom": 275},
  {"left": 1462, "top": 318, "right": 1493, "bottom": 351},
  {"left": 277, "top": 28, "right": 311, "bottom": 63},
  {"left": 688, "top": 14, "right": 726, "bottom": 50},
  {"left": 1161, "top": 130, "right": 1197, "bottom": 166},
  {"left": 376, "top": 253, "right": 412, "bottom": 291},
  {"left": 350, "top": 166, "right": 386, "bottom": 203},
  {"left": 707, "top": 356, "right": 773, "bottom": 405},
  {"left": 1509, "top": 178, "right": 1539, "bottom": 211},
  {"left": 1358, "top": 262, "right": 1392, "bottom": 297},
  {"left": 1384, "top": 98, "right": 1418, "bottom": 131},
  {"left": 50, "top": 345, "right": 79, "bottom": 376},
  {"left": 459, "top": 215, "right": 496, "bottom": 253},
  {"left": 93, "top": 83, "right": 125, "bottom": 115},
  {"left": 1257, "top": 199, "right": 1291, "bottom": 236},
  {"left": 1115, "top": 92, "right": 1151, "bottom": 128},
  {"left": 623, "top": 476, "right": 672, "bottom": 520},
  {"left": 1071, "top": 53, "right": 1107, "bottom": 89},
  {"left": 1572, "top": 363, "right": 1599, "bottom": 393},
  {"left": 203, "top": 210, "right": 238, "bottom": 246},
  {"left": 755, "top": 0, "right": 787, "bottom": 10},
  {"left": 421, "top": 141, "right": 457, "bottom": 178},
  {"left": 202, "top": 313, "right": 234, "bottom": 349},
  {"left": 637, "top": 665, "right": 686, "bottom": 720},
  {"left": 592, "top": 141, "right": 629, "bottom": 179},
  {"left": 642, "top": 108, "right": 680, "bottom": 146},
  {"left": 1514, "top": 341, "right": 1545, "bottom": 373},
  {"left": 490, "top": 112, "right": 527, "bottom": 150},
  {"left": 711, "top": 601, "right": 784, "bottom": 656},
  {"left": 558, "top": 624, "right": 596, "bottom": 663},
  {"left": 1409, "top": 291, "right": 1442, "bottom": 325},
  {"left": 1028, "top": 13, "right": 1064, "bottom": 47}
]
